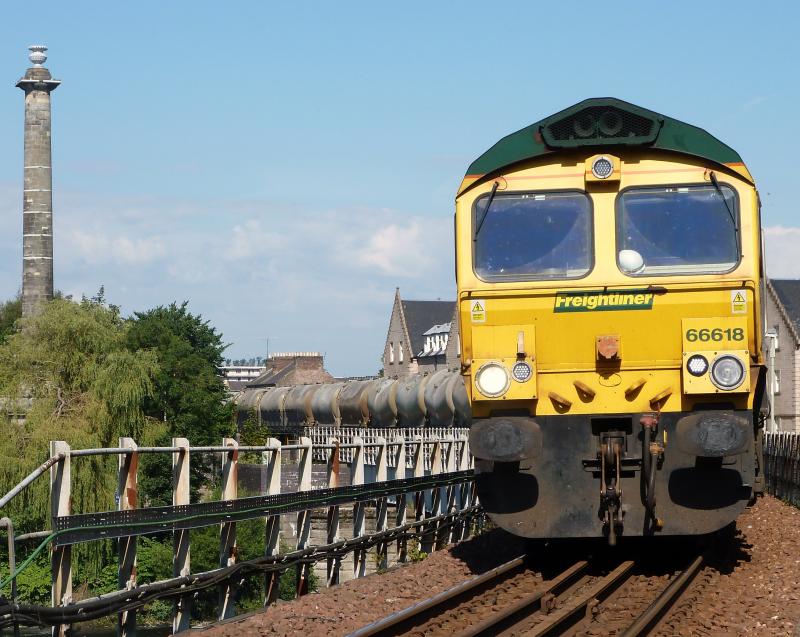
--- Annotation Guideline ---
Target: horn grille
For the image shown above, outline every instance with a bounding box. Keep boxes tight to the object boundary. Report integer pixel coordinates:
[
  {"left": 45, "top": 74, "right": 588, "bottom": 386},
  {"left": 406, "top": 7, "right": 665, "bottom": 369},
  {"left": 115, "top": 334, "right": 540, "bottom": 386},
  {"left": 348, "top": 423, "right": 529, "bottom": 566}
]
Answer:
[{"left": 542, "top": 106, "right": 660, "bottom": 148}]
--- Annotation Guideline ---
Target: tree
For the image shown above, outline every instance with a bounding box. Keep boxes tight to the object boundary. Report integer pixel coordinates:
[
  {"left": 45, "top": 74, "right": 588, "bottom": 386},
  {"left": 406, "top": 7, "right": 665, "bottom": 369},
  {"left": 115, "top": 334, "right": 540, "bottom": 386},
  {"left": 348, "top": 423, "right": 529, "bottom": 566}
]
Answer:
[
  {"left": 126, "top": 302, "right": 234, "bottom": 504},
  {"left": 0, "top": 298, "right": 161, "bottom": 530},
  {"left": 0, "top": 295, "right": 22, "bottom": 344}
]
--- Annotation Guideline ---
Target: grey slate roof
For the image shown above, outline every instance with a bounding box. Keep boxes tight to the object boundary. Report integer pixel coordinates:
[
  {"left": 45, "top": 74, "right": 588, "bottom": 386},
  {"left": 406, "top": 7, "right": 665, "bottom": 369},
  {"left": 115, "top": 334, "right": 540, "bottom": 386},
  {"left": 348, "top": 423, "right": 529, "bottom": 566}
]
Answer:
[
  {"left": 771, "top": 280, "right": 800, "bottom": 337},
  {"left": 248, "top": 362, "right": 298, "bottom": 388},
  {"left": 423, "top": 322, "right": 452, "bottom": 336},
  {"left": 246, "top": 358, "right": 334, "bottom": 388},
  {"left": 401, "top": 300, "right": 455, "bottom": 359},
  {"left": 225, "top": 379, "right": 251, "bottom": 393}
]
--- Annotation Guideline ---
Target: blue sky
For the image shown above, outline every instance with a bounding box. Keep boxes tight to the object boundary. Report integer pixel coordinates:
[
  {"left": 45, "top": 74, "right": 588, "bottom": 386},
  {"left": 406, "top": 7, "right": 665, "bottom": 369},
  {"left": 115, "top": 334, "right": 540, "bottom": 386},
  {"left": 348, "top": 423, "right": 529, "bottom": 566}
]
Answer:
[{"left": 1, "top": 2, "right": 798, "bottom": 375}]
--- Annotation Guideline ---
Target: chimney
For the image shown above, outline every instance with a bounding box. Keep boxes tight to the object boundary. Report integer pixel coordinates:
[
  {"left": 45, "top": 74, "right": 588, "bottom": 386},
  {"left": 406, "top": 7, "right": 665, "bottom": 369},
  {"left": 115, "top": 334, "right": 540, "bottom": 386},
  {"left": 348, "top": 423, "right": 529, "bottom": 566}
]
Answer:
[{"left": 17, "top": 45, "right": 60, "bottom": 317}]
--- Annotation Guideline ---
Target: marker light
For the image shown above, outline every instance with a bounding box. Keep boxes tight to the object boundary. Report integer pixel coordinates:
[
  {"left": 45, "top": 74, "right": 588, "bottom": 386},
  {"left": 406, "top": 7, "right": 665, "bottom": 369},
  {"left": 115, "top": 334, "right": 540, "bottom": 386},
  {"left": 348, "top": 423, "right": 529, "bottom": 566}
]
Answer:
[
  {"left": 591, "top": 156, "right": 614, "bottom": 179},
  {"left": 710, "top": 355, "right": 745, "bottom": 390},
  {"left": 475, "top": 362, "right": 510, "bottom": 398},
  {"left": 618, "top": 249, "right": 645, "bottom": 274},
  {"left": 686, "top": 354, "right": 709, "bottom": 377},
  {"left": 512, "top": 361, "right": 532, "bottom": 383}
]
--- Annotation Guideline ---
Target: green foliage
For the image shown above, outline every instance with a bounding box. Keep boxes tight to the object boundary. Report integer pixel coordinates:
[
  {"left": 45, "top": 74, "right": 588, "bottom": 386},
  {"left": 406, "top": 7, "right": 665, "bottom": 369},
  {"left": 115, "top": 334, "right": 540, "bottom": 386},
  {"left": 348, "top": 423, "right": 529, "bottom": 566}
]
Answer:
[
  {"left": 142, "top": 600, "right": 173, "bottom": 624},
  {"left": 137, "top": 536, "right": 175, "bottom": 584},
  {"left": 127, "top": 302, "right": 234, "bottom": 506},
  {"left": 9, "top": 553, "right": 51, "bottom": 605},
  {"left": 407, "top": 538, "right": 427, "bottom": 562},
  {"left": 238, "top": 408, "right": 269, "bottom": 447},
  {"left": 77, "top": 536, "right": 173, "bottom": 594},
  {"left": 0, "top": 298, "right": 162, "bottom": 531},
  {"left": 238, "top": 408, "right": 272, "bottom": 463},
  {"left": 188, "top": 516, "right": 275, "bottom": 616},
  {"left": 275, "top": 540, "right": 319, "bottom": 602},
  {"left": 0, "top": 295, "right": 21, "bottom": 345},
  {"left": 69, "top": 537, "right": 174, "bottom": 624},
  {"left": 0, "top": 296, "right": 260, "bottom": 618}
]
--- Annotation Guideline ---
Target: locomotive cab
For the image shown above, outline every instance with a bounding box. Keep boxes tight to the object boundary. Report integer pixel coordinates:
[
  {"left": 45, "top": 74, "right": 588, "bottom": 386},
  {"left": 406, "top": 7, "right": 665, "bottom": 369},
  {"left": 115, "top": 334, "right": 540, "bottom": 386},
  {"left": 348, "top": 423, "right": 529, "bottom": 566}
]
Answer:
[{"left": 456, "top": 98, "right": 765, "bottom": 542}]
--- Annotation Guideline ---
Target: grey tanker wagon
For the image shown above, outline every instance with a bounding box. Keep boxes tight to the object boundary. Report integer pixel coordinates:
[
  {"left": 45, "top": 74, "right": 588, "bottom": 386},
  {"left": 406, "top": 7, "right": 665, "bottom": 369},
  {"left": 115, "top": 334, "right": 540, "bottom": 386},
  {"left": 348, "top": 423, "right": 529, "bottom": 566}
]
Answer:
[{"left": 235, "top": 369, "right": 471, "bottom": 431}]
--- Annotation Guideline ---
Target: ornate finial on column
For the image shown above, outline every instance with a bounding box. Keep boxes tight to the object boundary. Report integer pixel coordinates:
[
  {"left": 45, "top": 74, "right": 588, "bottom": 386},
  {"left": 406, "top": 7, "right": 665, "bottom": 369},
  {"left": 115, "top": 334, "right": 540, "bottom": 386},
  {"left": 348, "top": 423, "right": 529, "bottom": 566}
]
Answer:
[{"left": 28, "top": 45, "right": 48, "bottom": 67}]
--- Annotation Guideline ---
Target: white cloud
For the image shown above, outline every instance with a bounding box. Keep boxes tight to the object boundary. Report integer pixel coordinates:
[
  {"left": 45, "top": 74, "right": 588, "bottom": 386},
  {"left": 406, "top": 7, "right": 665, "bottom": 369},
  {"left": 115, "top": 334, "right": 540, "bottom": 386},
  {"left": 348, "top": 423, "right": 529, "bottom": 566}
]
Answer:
[
  {"left": 228, "top": 220, "right": 283, "bottom": 260},
  {"left": 0, "top": 184, "right": 454, "bottom": 376},
  {"left": 354, "top": 220, "right": 438, "bottom": 276},
  {"left": 65, "top": 230, "right": 167, "bottom": 266}
]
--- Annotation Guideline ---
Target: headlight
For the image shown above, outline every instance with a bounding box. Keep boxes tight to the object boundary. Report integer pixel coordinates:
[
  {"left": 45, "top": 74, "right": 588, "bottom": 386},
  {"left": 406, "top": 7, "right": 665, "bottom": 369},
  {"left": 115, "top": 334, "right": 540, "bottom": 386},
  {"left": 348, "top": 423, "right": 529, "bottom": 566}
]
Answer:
[
  {"left": 710, "top": 355, "right": 745, "bottom": 390},
  {"left": 475, "top": 362, "right": 510, "bottom": 398}
]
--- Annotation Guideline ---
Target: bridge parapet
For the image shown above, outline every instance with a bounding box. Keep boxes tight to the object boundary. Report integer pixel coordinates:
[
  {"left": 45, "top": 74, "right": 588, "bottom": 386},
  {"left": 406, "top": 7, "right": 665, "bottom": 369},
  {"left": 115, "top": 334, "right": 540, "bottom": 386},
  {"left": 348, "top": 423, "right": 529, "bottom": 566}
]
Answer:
[{"left": 0, "top": 430, "right": 478, "bottom": 635}]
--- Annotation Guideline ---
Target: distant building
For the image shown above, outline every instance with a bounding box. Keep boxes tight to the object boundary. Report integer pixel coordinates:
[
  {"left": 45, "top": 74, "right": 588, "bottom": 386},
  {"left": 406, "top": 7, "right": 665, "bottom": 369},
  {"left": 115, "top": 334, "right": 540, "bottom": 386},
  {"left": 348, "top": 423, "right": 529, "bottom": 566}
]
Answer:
[
  {"left": 220, "top": 365, "right": 266, "bottom": 393},
  {"left": 247, "top": 352, "right": 334, "bottom": 388},
  {"left": 765, "top": 280, "right": 800, "bottom": 433},
  {"left": 382, "top": 289, "right": 460, "bottom": 378}
]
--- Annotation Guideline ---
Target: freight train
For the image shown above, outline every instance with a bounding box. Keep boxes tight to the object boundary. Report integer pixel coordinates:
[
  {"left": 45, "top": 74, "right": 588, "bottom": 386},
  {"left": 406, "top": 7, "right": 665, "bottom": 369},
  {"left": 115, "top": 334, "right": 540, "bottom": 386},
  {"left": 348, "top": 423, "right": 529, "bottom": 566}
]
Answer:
[
  {"left": 236, "top": 369, "right": 471, "bottom": 432},
  {"left": 458, "top": 98, "right": 766, "bottom": 542}
]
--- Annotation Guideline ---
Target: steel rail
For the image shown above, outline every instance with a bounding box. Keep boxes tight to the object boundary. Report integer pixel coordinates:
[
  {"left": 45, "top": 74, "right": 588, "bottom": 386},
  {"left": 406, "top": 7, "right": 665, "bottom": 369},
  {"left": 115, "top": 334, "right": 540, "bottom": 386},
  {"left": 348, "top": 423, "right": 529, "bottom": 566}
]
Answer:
[
  {"left": 346, "top": 555, "right": 528, "bottom": 637},
  {"left": 459, "top": 560, "right": 589, "bottom": 637},
  {"left": 620, "top": 554, "right": 704, "bottom": 637},
  {"left": 526, "top": 560, "right": 635, "bottom": 636}
]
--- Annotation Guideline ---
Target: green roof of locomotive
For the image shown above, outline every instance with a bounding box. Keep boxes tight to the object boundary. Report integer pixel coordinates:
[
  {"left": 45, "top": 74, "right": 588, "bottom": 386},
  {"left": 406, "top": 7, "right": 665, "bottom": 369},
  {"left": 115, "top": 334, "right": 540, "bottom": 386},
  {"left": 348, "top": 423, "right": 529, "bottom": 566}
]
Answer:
[{"left": 464, "top": 97, "right": 746, "bottom": 184}]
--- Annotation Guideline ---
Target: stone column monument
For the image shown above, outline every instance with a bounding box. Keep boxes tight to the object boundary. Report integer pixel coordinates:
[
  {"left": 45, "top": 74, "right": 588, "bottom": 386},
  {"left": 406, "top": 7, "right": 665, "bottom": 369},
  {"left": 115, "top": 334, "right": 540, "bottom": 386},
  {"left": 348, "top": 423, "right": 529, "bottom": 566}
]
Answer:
[{"left": 16, "top": 45, "right": 60, "bottom": 317}]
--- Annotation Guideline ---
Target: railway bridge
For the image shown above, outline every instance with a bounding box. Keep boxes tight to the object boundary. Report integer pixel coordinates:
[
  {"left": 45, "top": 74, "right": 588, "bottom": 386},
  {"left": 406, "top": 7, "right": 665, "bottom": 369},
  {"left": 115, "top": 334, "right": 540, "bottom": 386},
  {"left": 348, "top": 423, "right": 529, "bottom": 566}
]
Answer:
[{"left": 0, "top": 429, "right": 798, "bottom": 635}]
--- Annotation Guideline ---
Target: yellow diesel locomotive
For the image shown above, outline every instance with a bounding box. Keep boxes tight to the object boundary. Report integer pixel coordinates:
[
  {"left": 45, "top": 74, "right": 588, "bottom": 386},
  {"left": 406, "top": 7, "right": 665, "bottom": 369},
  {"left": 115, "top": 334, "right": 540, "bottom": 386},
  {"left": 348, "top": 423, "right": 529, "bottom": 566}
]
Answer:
[{"left": 457, "top": 98, "right": 765, "bottom": 542}]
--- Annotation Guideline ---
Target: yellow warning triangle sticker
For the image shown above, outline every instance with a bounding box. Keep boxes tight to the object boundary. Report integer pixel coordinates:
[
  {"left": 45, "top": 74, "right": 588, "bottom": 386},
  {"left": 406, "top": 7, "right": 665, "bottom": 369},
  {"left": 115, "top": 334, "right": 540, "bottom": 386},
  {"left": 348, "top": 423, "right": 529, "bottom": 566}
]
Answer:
[
  {"left": 733, "top": 292, "right": 745, "bottom": 303},
  {"left": 472, "top": 302, "right": 483, "bottom": 312}
]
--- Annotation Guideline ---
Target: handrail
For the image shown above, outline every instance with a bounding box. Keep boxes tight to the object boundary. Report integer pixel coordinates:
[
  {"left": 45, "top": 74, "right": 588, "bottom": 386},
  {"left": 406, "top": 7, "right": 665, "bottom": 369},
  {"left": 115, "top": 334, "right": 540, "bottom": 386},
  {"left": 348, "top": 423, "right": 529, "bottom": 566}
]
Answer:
[
  {"left": 0, "top": 436, "right": 466, "bottom": 510},
  {"left": 0, "top": 453, "right": 65, "bottom": 509}
]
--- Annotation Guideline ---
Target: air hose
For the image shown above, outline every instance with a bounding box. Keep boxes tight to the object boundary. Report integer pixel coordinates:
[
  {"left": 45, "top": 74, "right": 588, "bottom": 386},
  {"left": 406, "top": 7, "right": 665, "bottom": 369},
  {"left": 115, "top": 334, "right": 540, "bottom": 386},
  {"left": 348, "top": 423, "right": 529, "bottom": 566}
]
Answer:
[{"left": 640, "top": 413, "right": 660, "bottom": 516}]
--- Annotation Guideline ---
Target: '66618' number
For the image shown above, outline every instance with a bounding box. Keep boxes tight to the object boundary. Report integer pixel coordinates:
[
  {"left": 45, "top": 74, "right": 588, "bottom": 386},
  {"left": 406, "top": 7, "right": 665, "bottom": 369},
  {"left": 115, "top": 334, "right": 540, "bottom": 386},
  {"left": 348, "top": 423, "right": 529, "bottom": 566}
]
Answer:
[{"left": 685, "top": 327, "right": 744, "bottom": 342}]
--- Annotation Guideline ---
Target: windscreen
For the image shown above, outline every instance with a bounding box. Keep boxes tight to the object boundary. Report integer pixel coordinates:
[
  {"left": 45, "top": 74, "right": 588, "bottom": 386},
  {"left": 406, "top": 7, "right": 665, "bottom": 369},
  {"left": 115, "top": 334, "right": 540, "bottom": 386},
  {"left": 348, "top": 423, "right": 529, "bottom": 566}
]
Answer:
[
  {"left": 473, "top": 191, "right": 592, "bottom": 280},
  {"left": 616, "top": 185, "right": 739, "bottom": 275}
]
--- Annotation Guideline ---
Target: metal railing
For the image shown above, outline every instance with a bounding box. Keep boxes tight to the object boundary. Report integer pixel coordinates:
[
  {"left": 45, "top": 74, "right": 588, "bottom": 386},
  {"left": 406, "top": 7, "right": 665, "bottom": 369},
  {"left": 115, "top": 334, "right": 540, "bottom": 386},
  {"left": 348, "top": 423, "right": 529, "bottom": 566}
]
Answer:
[
  {"left": 765, "top": 431, "right": 800, "bottom": 507},
  {"left": 307, "top": 426, "right": 470, "bottom": 468},
  {"left": 0, "top": 430, "right": 477, "bottom": 636}
]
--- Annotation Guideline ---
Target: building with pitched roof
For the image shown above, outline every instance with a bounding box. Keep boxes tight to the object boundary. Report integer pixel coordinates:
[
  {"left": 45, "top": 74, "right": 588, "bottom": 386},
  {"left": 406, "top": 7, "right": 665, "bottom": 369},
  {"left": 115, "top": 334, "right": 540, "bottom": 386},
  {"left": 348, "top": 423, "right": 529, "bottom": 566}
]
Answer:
[
  {"left": 220, "top": 364, "right": 266, "bottom": 393},
  {"left": 765, "top": 280, "right": 800, "bottom": 432},
  {"left": 246, "top": 352, "right": 334, "bottom": 389},
  {"left": 382, "top": 289, "right": 460, "bottom": 378}
]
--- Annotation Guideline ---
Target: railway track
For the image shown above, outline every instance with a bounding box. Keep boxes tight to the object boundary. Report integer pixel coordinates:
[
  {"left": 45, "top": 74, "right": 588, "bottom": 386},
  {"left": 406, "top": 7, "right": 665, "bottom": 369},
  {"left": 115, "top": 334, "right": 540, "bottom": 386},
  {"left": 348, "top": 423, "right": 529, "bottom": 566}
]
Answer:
[{"left": 349, "top": 550, "right": 705, "bottom": 637}]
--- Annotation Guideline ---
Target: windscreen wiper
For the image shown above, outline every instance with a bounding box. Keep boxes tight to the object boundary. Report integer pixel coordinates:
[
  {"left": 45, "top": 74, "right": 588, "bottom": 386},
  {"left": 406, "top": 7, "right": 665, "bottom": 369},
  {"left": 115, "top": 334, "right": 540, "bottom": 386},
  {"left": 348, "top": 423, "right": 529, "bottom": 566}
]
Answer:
[
  {"left": 474, "top": 181, "right": 500, "bottom": 240},
  {"left": 709, "top": 171, "right": 738, "bottom": 233}
]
